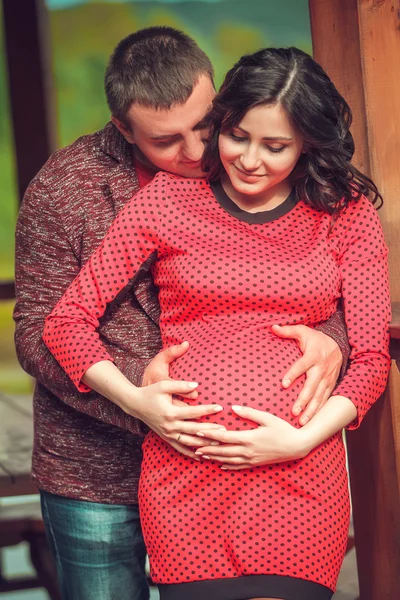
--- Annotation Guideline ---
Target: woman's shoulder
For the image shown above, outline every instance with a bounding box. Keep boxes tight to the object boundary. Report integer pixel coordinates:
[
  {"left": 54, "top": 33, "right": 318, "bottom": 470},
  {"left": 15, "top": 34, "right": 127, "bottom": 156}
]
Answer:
[
  {"left": 332, "top": 193, "right": 381, "bottom": 233},
  {"left": 329, "top": 193, "right": 387, "bottom": 258}
]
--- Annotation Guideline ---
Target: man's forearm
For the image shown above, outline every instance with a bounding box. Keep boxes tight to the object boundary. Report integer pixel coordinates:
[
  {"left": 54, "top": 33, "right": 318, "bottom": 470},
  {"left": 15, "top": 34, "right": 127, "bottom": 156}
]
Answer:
[{"left": 15, "top": 321, "right": 147, "bottom": 434}]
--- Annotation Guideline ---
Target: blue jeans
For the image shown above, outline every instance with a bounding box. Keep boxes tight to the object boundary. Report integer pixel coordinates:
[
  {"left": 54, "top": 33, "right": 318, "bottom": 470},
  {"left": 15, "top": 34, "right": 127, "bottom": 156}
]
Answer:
[{"left": 40, "top": 490, "right": 149, "bottom": 600}]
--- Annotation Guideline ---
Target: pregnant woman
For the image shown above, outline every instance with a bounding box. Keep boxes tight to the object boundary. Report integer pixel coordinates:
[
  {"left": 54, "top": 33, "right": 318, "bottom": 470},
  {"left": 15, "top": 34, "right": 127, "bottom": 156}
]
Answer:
[{"left": 43, "top": 47, "right": 390, "bottom": 600}]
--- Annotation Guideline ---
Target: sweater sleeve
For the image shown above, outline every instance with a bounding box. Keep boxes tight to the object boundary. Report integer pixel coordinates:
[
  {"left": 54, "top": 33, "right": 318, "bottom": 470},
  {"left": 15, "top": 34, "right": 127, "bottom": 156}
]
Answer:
[
  {"left": 329, "top": 195, "right": 391, "bottom": 429},
  {"left": 314, "top": 307, "right": 350, "bottom": 381},
  {"left": 14, "top": 178, "right": 154, "bottom": 434},
  {"left": 43, "top": 178, "right": 164, "bottom": 391}
]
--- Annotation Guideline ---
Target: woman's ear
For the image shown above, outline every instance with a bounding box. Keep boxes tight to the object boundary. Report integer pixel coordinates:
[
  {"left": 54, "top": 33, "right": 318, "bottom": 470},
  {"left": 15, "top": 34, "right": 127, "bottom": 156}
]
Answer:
[{"left": 111, "top": 116, "right": 135, "bottom": 144}]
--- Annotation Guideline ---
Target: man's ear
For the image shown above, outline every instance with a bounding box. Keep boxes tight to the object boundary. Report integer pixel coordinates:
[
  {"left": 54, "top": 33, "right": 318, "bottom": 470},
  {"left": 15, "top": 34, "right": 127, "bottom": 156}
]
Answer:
[{"left": 111, "top": 116, "right": 135, "bottom": 144}]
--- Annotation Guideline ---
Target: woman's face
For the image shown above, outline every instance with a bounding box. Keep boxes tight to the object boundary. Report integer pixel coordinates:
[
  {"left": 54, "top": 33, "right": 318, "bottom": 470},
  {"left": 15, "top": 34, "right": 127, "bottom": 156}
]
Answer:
[{"left": 218, "top": 103, "right": 304, "bottom": 209}]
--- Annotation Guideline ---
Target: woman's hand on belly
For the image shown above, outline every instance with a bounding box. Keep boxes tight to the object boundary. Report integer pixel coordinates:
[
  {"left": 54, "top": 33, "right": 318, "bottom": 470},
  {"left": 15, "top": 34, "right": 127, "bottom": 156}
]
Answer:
[
  {"left": 141, "top": 341, "right": 228, "bottom": 453},
  {"left": 194, "top": 406, "right": 312, "bottom": 469}
]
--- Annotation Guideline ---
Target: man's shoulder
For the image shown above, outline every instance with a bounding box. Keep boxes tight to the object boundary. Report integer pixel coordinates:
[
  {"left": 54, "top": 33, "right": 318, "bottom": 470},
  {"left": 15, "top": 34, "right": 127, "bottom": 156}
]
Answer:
[{"left": 32, "top": 122, "right": 131, "bottom": 192}]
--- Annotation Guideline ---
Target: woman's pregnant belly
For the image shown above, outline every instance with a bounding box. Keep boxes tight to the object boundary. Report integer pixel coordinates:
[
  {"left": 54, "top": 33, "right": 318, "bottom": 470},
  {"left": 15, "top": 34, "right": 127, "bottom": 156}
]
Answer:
[{"left": 165, "top": 316, "right": 305, "bottom": 430}]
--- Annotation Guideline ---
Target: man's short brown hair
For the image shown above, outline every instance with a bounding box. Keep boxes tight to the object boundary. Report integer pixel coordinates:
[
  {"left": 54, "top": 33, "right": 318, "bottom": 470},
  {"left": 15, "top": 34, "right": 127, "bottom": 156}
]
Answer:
[{"left": 105, "top": 26, "right": 214, "bottom": 122}]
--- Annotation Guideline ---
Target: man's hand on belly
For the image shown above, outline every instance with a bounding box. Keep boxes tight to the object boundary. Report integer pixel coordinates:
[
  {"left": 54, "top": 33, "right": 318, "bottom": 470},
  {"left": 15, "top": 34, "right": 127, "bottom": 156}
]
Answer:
[{"left": 272, "top": 324, "right": 342, "bottom": 425}]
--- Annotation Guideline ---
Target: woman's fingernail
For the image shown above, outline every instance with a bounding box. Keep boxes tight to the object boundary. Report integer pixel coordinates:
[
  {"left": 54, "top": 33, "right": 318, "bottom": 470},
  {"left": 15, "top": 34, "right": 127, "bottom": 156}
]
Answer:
[
  {"left": 293, "top": 405, "right": 302, "bottom": 416},
  {"left": 188, "top": 382, "right": 198, "bottom": 388},
  {"left": 220, "top": 466, "right": 228, "bottom": 470},
  {"left": 195, "top": 450, "right": 203, "bottom": 455},
  {"left": 232, "top": 405, "right": 243, "bottom": 411},
  {"left": 213, "top": 405, "right": 223, "bottom": 412},
  {"left": 218, "top": 427, "right": 226, "bottom": 431},
  {"left": 283, "top": 379, "right": 291, "bottom": 387},
  {"left": 301, "top": 415, "right": 309, "bottom": 424},
  {"left": 202, "top": 455, "right": 210, "bottom": 460},
  {"left": 196, "top": 432, "right": 205, "bottom": 437},
  {"left": 210, "top": 441, "right": 219, "bottom": 446}
]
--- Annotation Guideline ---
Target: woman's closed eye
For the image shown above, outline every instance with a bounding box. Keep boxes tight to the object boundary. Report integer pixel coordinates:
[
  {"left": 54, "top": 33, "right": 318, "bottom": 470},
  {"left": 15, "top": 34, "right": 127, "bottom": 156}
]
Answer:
[
  {"left": 266, "top": 145, "right": 286, "bottom": 153},
  {"left": 230, "top": 133, "right": 247, "bottom": 143}
]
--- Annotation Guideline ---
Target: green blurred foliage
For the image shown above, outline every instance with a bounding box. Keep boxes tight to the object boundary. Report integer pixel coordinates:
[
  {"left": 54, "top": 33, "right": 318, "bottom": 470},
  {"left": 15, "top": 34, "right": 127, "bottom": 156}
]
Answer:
[{"left": 0, "top": 0, "right": 311, "bottom": 392}]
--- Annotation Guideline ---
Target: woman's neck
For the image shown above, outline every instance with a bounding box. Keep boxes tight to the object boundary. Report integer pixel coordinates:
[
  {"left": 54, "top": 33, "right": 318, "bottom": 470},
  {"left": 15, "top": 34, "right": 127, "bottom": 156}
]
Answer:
[{"left": 220, "top": 173, "right": 293, "bottom": 214}]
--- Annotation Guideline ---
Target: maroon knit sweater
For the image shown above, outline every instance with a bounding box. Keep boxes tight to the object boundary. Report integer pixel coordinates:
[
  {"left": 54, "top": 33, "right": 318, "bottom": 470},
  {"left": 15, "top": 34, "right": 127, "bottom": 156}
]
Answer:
[{"left": 14, "top": 122, "right": 349, "bottom": 504}]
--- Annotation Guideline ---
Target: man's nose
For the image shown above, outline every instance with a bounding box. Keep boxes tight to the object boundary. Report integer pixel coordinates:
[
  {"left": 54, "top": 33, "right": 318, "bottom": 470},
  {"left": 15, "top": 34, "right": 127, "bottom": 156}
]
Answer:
[{"left": 182, "top": 131, "right": 204, "bottom": 162}]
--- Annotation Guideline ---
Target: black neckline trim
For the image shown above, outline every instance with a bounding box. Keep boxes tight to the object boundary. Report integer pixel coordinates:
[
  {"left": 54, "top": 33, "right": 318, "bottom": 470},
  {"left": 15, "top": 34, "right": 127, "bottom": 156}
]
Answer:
[{"left": 210, "top": 180, "right": 298, "bottom": 224}]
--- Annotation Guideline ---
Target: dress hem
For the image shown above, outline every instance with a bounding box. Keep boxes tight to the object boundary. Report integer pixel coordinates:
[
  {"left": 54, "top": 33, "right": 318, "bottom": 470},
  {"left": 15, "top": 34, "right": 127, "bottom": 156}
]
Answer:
[{"left": 158, "top": 573, "right": 333, "bottom": 600}]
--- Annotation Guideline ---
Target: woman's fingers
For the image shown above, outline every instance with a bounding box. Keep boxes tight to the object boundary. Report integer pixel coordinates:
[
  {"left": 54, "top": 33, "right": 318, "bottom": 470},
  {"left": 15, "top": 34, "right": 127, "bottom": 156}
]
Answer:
[
  {"left": 174, "top": 390, "right": 199, "bottom": 400},
  {"left": 174, "top": 402, "right": 224, "bottom": 421},
  {"left": 220, "top": 464, "right": 252, "bottom": 471},
  {"left": 175, "top": 433, "right": 220, "bottom": 448},
  {"left": 195, "top": 447, "right": 249, "bottom": 462},
  {"left": 231, "top": 405, "right": 282, "bottom": 426},
  {"left": 166, "top": 439, "right": 200, "bottom": 461}
]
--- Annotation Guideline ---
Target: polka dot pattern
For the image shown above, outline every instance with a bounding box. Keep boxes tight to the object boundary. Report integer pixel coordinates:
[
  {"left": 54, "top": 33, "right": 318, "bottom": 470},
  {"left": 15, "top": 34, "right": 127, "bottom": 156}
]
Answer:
[{"left": 43, "top": 171, "right": 391, "bottom": 593}]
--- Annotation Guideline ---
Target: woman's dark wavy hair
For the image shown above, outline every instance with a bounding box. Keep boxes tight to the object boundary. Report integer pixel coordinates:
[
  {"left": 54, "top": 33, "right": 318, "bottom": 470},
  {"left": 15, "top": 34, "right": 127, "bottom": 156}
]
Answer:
[{"left": 202, "top": 47, "right": 382, "bottom": 213}]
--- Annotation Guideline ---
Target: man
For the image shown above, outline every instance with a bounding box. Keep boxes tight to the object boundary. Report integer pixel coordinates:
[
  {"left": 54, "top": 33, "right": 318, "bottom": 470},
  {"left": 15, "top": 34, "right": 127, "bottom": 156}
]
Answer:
[{"left": 14, "top": 27, "right": 347, "bottom": 600}]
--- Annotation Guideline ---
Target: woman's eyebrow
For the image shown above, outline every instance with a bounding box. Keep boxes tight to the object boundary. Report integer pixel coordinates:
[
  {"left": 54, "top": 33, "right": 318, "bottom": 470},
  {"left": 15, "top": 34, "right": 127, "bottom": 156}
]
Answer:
[{"left": 235, "top": 125, "right": 292, "bottom": 141}]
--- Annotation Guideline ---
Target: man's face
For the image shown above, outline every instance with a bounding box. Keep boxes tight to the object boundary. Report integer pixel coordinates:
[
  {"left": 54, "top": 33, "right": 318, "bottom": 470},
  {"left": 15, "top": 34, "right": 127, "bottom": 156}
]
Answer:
[{"left": 113, "top": 75, "right": 215, "bottom": 178}]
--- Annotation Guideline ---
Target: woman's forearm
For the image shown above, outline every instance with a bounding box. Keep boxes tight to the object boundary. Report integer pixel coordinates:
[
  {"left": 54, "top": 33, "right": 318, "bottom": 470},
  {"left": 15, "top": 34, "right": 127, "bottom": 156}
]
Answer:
[
  {"left": 300, "top": 395, "right": 357, "bottom": 453},
  {"left": 82, "top": 361, "right": 141, "bottom": 416}
]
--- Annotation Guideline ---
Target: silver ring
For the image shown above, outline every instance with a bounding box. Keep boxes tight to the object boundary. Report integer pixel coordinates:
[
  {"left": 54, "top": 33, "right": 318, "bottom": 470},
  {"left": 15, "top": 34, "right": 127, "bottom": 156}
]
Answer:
[{"left": 177, "top": 433, "right": 182, "bottom": 443}]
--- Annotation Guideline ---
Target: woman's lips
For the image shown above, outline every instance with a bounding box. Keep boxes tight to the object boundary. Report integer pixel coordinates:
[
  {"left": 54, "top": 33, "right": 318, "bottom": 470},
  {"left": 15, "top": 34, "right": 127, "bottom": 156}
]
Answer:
[{"left": 233, "top": 165, "right": 267, "bottom": 179}]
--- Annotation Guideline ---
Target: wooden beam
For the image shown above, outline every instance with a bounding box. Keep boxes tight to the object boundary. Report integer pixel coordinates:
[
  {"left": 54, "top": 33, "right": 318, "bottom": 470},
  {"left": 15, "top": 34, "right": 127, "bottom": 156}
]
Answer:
[
  {"left": 356, "top": 0, "right": 400, "bottom": 301},
  {"left": 2, "top": 0, "right": 57, "bottom": 205},
  {"left": 0, "top": 282, "right": 15, "bottom": 300},
  {"left": 309, "top": 1, "right": 400, "bottom": 598},
  {"left": 309, "top": 0, "right": 370, "bottom": 174}
]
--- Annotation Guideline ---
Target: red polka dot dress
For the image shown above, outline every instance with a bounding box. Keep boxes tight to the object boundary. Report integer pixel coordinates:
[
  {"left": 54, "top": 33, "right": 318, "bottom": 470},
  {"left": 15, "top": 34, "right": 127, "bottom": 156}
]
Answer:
[{"left": 44, "top": 172, "right": 391, "bottom": 600}]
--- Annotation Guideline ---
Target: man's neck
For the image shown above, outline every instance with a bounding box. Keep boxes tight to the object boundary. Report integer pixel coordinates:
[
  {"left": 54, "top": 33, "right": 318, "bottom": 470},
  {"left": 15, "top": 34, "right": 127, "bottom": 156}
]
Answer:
[{"left": 131, "top": 145, "right": 158, "bottom": 173}]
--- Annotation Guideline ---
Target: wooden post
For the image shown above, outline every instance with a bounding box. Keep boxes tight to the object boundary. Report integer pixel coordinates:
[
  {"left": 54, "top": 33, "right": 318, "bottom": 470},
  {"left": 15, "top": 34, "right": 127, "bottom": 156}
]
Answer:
[
  {"left": 309, "top": 1, "right": 400, "bottom": 598},
  {"left": 2, "top": 0, "right": 57, "bottom": 203},
  {"left": 1, "top": 0, "right": 57, "bottom": 300}
]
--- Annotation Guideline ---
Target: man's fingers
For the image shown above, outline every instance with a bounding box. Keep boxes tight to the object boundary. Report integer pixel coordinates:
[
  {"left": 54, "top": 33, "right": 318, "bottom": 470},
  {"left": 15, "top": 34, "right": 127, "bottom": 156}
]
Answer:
[
  {"left": 166, "top": 341, "right": 190, "bottom": 362},
  {"left": 291, "top": 369, "right": 321, "bottom": 414},
  {"left": 281, "top": 356, "right": 312, "bottom": 388},
  {"left": 298, "top": 383, "right": 330, "bottom": 425},
  {"left": 271, "top": 323, "right": 303, "bottom": 339},
  {"left": 157, "top": 341, "right": 190, "bottom": 365}
]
